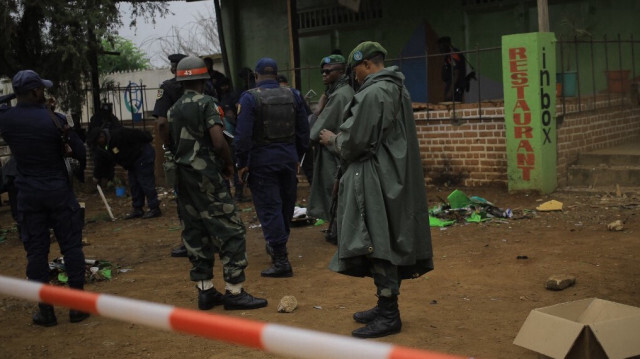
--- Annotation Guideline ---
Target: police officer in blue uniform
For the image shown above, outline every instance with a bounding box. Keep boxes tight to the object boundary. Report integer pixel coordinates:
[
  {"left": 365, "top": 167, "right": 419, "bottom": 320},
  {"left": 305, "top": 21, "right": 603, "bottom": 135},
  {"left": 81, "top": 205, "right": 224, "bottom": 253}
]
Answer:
[
  {"left": 234, "top": 58, "right": 310, "bottom": 277},
  {"left": 154, "top": 53, "right": 188, "bottom": 257},
  {"left": 87, "top": 126, "right": 161, "bottom": 219},
  {"left": 0, "top": 70, "right": 90, "bottom": 326}
]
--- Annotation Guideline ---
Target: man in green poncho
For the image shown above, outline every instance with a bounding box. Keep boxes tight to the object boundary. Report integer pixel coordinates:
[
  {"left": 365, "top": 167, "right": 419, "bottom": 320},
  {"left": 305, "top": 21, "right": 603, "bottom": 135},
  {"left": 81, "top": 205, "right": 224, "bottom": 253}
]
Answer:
[
  {"left": 319, "top": 41, "right": 433, "bottom": 338},
  {"left": 308, "top": 54, "right": 354, "bottom": 244}
]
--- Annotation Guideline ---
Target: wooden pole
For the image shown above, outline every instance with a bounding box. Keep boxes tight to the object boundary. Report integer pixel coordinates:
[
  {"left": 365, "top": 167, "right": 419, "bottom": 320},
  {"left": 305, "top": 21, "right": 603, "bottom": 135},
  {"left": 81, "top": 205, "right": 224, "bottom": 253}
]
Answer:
[{"left": 537, "top": 0, "right": 550, "bottom": 32}]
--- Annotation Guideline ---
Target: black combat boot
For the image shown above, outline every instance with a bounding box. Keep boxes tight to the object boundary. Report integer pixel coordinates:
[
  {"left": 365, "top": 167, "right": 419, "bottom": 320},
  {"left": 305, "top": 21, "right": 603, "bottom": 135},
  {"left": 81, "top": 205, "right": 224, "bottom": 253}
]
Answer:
[
  {"left": 32, "top": 303, "right": 57, "bottom": 327},
  {"left": 261, "top": 247, "right": 293, "bottom": 278},
  {"left": 69, "top": 310, "right": 90, "bottom": 323},
  {"left": 223, "top": 289, "right": 268, "bottom": 310},
  {"left": 124, "top": 207, "right": 144, "bottom": 220},
  {"left": 197, "top": 286, "right": 225, "bottom": 310},
  {"left": 352, "top": 296, "right": 402, "bottom": 338},
  {"left": 353, "top": 304, "right": 379, "bottom": 324}
]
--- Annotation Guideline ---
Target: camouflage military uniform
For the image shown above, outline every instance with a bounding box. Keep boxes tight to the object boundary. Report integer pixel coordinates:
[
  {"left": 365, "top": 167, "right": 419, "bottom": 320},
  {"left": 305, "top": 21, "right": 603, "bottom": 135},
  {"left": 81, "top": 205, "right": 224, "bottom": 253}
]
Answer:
[{"left": 167, "top": 90, "right": 247, "bottom": 284}]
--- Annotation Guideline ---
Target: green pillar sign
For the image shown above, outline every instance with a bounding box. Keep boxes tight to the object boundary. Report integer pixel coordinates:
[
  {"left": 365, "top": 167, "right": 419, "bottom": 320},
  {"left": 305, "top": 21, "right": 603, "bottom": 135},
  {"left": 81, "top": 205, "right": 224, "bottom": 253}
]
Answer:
[{"left": 502, "top": 32, "right": 557, "bottom": 194}]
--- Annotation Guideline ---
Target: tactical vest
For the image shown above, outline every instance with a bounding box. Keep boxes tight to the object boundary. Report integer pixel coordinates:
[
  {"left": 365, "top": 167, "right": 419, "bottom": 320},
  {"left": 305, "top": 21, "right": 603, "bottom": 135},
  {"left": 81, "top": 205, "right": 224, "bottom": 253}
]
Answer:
[{"left": 249, "top": 87, "right": 296, "bottom": 146}]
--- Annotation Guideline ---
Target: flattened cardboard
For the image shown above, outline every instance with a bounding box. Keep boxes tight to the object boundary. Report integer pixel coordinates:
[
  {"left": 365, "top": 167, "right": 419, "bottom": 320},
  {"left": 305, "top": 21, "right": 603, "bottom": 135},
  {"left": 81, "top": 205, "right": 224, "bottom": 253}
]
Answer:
[{"left": 514, "top": 298, "right": 640, "bottom": 359}]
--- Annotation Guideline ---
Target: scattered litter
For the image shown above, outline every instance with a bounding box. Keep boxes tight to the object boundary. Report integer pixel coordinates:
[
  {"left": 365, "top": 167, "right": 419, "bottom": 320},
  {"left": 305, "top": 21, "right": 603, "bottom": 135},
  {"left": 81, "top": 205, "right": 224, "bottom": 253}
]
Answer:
[
  {"left": 516, "top": 255, "right": 529, "bottom": 260},
  {"left": 49, "top": 257, "right": 114, "bottom": 284},
  {"left": 430, "top": 300, "right": 438, "bottom": 304},
  {"left": 429, "top": 189, "right": 516, "bottom": 227},
  {"left": 291, "top": 206, "right": 315, "bottom": 227},
  {"left": 535, "top": 200, "right": 563, "bottom": 212},
  {"left": 248, "top": 224, "right": 262, "bottom": 229},
  {"left": 313, "top": 306, "right": 322, "bottom": 310},
  {"left": 314, "top": 219, "right": 326, "bottom": 226},
  {"left": 607, "top": 220, "right": 624, "bottom": 231}
]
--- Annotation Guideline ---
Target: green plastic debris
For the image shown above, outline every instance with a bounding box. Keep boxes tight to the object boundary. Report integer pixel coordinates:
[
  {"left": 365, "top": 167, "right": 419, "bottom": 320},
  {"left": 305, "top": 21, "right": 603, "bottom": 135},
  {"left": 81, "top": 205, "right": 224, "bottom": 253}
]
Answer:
[
  {"left": 99, "top": 268, "right": 112, "bottom": 279},
  {"left": 168, "top": 226, "right": 182, "bottom": 232},
  {"left": 469, "top": 196, "right": 494, "bottom": 207},
  {"left": 58, "top": 272, "right": 68, "bottom": 283},
  {"left": 314, "top": 219, "right": 326, "bottom": 226},
  {"left": 466, "top": 212, "right": 491, "bottom": 223},
  {"left": 429, "top": 216, "right": 455, "bottom": 227},
  {"left": 447, "top": 190, "right": 470, "bottom": 209}
]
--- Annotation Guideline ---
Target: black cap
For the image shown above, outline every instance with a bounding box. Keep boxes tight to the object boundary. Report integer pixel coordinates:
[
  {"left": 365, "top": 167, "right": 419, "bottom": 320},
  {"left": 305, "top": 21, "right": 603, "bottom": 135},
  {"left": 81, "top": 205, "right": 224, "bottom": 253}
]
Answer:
[{"left": 168, "top": 54, "right": 188, "bottom": 64}]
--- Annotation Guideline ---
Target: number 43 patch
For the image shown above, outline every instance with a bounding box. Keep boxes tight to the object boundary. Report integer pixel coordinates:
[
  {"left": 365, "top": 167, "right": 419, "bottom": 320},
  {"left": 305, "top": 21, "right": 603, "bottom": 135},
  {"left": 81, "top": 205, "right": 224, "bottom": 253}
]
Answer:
[{"left": 156, "top": 89, "right": 164, "bottom": 99}]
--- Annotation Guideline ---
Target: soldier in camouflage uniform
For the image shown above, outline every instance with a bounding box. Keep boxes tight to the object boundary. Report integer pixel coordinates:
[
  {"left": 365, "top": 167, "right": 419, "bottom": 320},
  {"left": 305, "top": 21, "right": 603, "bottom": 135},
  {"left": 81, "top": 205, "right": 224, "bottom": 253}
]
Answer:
[{"left": 164, "top": 56, "right": 267, "bottom": 311}]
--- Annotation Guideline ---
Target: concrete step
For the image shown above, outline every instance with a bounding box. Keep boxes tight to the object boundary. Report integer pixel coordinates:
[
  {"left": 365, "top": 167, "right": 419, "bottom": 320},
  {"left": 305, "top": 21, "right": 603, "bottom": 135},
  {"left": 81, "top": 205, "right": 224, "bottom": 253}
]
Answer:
[
  {"left": 568, "top": 164, "right": 640, "bottom": 187},
  {"left": 577, "top": 153, "right": 640, "bottom": 166}
]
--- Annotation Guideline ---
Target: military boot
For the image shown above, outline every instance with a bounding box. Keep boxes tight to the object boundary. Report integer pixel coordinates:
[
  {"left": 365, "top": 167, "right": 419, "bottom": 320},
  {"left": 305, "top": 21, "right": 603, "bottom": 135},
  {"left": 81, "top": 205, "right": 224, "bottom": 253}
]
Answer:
[
  {"left": 32, "top": 303, "right": 57, "bottom": 327},
  {"left": 261, "top": 247, "right": 293, "bottom": 278},
  {"left": 353, "top": 305, "right": 379, "bottom": 324},
  {"left": 352, "top": 296, "right": 402, "bottom": 338},
  {"left": 70, "top": 310, "right": 90, "bottom": 323},
  {"left": 223, "top": 289, "right": 268, "bottom": 310},
  {"left": 198, "top": 286, "right": 225, "bottom": 310}
]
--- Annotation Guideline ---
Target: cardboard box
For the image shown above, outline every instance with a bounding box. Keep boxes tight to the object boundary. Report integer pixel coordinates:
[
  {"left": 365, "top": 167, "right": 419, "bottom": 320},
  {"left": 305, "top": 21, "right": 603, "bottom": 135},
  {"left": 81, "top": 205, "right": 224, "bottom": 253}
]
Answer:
[{"left": 513, "top": 298, "right": 640, "bottom": 359}]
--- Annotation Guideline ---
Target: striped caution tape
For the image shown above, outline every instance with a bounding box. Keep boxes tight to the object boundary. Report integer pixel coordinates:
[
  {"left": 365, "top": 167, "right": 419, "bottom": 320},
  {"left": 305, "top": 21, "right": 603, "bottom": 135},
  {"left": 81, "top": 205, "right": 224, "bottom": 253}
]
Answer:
[{"left": 0, "top": 275, "right": 473, "bottom": 359}]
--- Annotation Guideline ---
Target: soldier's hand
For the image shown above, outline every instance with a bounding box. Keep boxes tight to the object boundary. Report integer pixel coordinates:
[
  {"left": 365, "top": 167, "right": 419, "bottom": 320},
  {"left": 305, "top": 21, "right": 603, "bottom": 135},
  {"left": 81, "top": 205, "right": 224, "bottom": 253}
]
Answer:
[{"left": 318, "top": 129, "right": 336, "bottom": 146}]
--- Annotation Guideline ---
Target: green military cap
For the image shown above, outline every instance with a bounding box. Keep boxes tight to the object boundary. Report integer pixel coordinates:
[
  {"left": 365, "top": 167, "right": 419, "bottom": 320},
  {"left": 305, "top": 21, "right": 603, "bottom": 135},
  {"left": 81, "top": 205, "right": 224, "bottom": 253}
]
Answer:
[
  {"left": 347, "top": 41, "right": 387, "bottom": 67},
  {"left": 320, "top": 54, "right": 346, "bottom": 67}
]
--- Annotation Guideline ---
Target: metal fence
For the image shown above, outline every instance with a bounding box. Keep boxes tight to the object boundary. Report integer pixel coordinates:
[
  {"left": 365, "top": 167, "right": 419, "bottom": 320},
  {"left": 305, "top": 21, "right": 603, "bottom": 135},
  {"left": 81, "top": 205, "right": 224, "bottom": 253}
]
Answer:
[
  {"left": 78, "top": 34, "right": 639, "bottom": 127},
  {"left": 281, "top": 34, "right": 639, "bottom": 123},
  {"left": 81, "top": 81, "right": 158, "bottom": 130},
  {"left": 557, "top": 34, "right": 639, "bottom": 115}
]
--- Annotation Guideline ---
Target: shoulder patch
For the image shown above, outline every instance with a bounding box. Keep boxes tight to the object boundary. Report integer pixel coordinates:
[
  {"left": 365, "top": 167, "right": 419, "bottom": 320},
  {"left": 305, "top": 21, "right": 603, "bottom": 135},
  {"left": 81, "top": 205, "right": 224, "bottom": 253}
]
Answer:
[{"left": 156, "top": 89, "right": 164, "bottom": 99}]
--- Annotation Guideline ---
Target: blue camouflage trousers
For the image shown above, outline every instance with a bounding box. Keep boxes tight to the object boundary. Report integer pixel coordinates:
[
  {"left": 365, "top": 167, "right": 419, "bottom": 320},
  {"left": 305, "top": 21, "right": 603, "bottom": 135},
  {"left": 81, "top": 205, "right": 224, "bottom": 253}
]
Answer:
[{"left": 176, "top": 164, "right": 248, "bottom": 284}]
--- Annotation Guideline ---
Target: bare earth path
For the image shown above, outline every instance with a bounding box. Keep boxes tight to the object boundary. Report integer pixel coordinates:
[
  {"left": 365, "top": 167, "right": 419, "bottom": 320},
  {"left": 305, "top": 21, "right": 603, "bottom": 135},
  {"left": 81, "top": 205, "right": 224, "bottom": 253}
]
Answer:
[{"left": 0, "top": 184, "right": 638, "bottom": 359}]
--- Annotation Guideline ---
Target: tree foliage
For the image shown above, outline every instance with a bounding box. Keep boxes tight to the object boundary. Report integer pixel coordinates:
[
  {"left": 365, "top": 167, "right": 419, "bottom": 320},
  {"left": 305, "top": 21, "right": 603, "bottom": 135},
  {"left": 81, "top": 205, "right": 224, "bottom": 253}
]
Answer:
[
  {"left": 143, "top": 3, "right": 221, "bottom": 66},
  {"left": 0, "top": 0, "right": 169, "bottom": 114},
  {"left": 99, "top": 35, "right": 150, "bottom": 74}
]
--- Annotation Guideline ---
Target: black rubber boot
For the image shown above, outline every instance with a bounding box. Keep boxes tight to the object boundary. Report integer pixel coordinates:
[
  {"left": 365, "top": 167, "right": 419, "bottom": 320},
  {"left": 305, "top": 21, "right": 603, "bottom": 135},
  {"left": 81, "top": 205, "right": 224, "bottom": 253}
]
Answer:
[
  {"left": 352, "top": 296, "right": 402, "bottom": 338},
  {"left": 353, "top": 305, "right": 379, "bottom": 324},
  {"left": 261, "top": 248, "right": 293, "bottom": 278},
  {"left": 223, "top": 289, "right": 268, "bottom": 310},
  {"left": 124, "top": 208, "right": 144, "bottom": 220},
  {"left": 32, "top": 303, "right": 57, "bottom": 327},
  {"left": 197, "top": 286, "right": 225, "bottom": 310},
  {"left": 70, "top": 310, "right": 90, "bottom": 323}
]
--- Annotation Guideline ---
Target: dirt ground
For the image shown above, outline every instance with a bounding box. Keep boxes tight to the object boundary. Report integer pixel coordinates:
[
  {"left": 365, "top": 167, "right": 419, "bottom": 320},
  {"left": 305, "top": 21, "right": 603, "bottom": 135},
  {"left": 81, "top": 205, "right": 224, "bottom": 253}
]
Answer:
[{"left": 0, "top": 183, "right": 638, "bottom": 359}]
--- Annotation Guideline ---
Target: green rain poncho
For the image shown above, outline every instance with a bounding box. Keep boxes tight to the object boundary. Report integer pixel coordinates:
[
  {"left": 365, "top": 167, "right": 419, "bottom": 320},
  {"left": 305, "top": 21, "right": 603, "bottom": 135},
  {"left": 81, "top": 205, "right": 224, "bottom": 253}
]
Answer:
[
  {"left": 308, "top": 76, "right": 354, "bottom": 220},
  {"left": 327, "top": 66, "right": 433, "bottom": 279}
]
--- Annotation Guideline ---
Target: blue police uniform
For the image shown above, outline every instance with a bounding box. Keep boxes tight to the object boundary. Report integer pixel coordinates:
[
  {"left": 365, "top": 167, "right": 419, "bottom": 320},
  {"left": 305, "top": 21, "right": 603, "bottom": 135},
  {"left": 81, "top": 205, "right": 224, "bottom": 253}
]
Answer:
[
  {"left": 234, "top": 59, "right": 309, "bottom": 277},
  {"left": 0, "top": 94, "right": 85, "bottom": 292}
]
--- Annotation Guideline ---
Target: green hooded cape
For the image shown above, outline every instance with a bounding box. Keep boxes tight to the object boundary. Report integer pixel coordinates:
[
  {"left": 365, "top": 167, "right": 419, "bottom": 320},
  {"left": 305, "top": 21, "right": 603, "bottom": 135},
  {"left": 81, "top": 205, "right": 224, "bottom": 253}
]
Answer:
[
  {"left": 328, "top": 66, "right": 433, "bottom": 279},
  {"left": 308, "top": 76, "right": 354, "bottom": 220}
]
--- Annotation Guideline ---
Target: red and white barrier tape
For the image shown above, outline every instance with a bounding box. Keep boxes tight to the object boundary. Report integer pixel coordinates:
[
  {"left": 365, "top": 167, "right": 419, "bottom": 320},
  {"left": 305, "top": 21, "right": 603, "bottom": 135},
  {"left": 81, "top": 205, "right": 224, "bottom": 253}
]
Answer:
[{"left": 0, "top": 275, "right": 472, "bottom": 359}]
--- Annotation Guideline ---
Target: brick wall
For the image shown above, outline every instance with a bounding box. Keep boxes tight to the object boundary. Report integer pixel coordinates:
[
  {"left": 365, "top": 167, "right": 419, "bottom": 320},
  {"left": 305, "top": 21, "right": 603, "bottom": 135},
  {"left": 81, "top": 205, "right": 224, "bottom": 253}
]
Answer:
[
  {"left": 556, "top": 97, "right": 640, "bottom": 186},
  {"left": 415, "top": 96, "right": 640, "bottom": 188}
]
